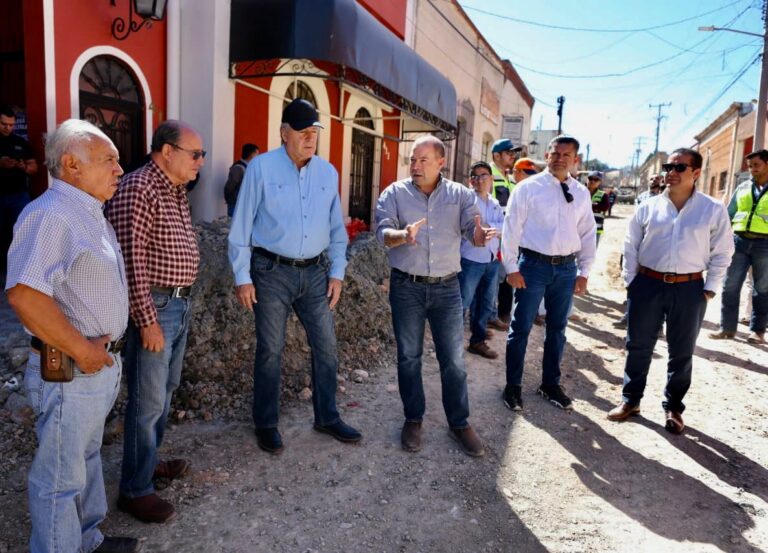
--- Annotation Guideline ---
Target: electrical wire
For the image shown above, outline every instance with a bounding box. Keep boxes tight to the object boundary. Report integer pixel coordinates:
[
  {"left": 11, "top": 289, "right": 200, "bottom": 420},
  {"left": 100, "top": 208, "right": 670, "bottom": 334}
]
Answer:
[{"left": 459, "top": 0, "right": 748, "bottom": 33}]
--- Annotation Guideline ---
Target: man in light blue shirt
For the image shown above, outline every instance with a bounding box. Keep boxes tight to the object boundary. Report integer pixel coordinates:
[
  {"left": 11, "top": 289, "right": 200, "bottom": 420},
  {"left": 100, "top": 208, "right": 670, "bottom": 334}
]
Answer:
[
  {"left": 375, "top": 135, "right": 496, "bottom": 458},
  {"left": 228, "top": 99, "right": 361, "bottom": 454},
  {"left": 459, "top": 161, "right": 505, "bottom": 360}
]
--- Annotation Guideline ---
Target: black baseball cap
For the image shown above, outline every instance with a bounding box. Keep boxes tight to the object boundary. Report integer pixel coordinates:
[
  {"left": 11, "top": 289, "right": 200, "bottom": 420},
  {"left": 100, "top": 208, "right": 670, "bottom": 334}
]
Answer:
[{"left": 282, "top": 99, "right": 324, "bottom": 131}]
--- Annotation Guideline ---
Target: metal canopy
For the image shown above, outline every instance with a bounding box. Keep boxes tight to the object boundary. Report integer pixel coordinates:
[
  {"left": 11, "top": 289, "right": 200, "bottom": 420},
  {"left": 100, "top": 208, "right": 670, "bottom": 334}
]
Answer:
[{"left": 229, "top": 0, "right": 457, "bottom": 134}]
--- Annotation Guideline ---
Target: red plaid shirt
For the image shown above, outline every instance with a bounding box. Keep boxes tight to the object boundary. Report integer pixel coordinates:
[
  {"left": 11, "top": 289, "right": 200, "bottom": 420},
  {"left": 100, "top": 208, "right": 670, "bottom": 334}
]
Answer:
[{"left": 106, "top": 160, "right": 199, "bottom": 327}]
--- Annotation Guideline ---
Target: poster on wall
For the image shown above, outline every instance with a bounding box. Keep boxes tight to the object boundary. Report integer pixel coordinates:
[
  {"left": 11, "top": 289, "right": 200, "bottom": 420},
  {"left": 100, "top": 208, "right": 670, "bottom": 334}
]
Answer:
[
  {"left": 502, "top": 115, "right": 524, "bottom": 148},
  {"left": 13, "top": 110, "right": 28, "bottom": 141}
]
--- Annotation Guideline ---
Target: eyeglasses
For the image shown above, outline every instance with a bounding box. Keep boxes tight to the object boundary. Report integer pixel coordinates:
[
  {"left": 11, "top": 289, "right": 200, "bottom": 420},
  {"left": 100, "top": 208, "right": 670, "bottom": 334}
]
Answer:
[
  {"left": 661, "top": 163, "right": 691, "bottom": 173},
  {"left": 470, "top": 174, "right": 491, "bottom": 181},
  {"left": 170, "top": 143, "right": 207, "bottom": 161},
  {"left": 560, "top": 181, "right": 574, "bottom": 203}
]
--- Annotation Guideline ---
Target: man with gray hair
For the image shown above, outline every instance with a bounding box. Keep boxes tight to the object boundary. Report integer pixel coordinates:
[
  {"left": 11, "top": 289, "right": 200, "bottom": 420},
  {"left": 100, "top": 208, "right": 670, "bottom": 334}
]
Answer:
[
  {"left": 375, "top": 135, "right": 496, "bottom": 457},
  {"left": 229, "top": 98, "right": 361, "bottom": 454},
  {"left": 6, "top": 119, "right": 139, "bottom": 552},
  {"left": 106, "top": 120, "right": 203, "bottom": 523}
]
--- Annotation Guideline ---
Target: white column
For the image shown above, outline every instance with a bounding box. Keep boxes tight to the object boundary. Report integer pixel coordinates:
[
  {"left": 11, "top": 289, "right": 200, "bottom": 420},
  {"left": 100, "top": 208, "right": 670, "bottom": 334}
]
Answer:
[
  {"left": 179, "top": 0, "right": 235, "bottom": 222},
  {"left": 166, "top": 0, "right": 181, "bottom": 120}
]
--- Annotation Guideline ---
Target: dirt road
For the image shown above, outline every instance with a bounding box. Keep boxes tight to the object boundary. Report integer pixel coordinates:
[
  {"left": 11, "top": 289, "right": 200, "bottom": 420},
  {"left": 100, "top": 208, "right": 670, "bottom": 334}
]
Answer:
[{"left": 1, "top": 204, "right": 767, "bottom": 552}]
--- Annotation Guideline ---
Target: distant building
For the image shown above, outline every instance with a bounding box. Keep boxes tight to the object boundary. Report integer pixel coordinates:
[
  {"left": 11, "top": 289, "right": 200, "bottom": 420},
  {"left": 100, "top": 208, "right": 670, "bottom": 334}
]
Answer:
[{"left": 694, "top": 101, "right": 760, "bottom": 202}]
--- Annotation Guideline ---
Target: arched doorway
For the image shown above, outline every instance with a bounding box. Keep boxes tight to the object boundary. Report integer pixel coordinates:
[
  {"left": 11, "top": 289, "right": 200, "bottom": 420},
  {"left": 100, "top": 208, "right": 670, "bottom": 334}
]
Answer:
[
  {"left": 349, "top": 107, "right": 375, "bottom": 224},
  {"left": 79, "top": 55, "right": 145, "bottom": 171},
  {"left": 283, "top": 80, "right": 317, "bottom": 110}
]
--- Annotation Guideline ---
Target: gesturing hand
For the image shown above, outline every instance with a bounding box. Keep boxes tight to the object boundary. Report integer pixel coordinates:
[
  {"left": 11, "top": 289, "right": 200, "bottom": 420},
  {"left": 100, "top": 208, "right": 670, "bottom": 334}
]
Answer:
[
  {"left": 405, "top": 218, "right": 426, "bottom": 244},
  {"left": 473, "top": 214, "right": 498, "bottom": 246}
]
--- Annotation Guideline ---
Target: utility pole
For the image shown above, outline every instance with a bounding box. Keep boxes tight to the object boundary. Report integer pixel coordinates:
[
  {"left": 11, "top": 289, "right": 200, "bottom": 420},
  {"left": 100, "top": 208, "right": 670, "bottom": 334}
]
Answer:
[
  {"left": 649, "top": 102, "right": 671, "bottom": 154},
  {"left": 556, "top": 96, "right": 565, "bottom": 134},
  {"left": 699, "top": 3, "right": 768, "bottom": 148},
  {"left": 632, "top": 136, "right": 647, "bottom": 192},
  {"left": 585, "top": 144, "right": 590, "bottom": 168}
]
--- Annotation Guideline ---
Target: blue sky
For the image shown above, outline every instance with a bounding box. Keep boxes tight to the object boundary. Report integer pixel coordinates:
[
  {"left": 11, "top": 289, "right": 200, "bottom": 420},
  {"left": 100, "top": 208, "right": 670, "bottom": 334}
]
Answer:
[{"left": 458, "top": 0, "right": 764, "bottom": 167}]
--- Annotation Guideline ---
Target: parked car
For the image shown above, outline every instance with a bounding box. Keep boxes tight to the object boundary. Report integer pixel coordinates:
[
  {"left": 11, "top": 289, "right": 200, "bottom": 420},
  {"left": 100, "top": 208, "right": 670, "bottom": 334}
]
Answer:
[{"left": 616, "top": 187, "right": 636, "bottom": 204}]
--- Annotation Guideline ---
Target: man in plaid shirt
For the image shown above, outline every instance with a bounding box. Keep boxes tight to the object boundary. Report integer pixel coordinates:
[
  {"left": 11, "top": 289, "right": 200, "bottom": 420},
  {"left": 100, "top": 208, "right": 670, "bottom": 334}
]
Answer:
[{"left": 106, "top": 120, "right": 203, "bottom": 523}]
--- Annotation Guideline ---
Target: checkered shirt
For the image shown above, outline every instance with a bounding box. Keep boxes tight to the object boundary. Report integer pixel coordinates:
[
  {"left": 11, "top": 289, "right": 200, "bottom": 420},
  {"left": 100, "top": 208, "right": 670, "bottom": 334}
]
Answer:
[
  {"left": 5, "top": 179, "right": 129, "bottom": 340},
  {"left": 105, "top": 160, "right": 199, "bottom": 327}
]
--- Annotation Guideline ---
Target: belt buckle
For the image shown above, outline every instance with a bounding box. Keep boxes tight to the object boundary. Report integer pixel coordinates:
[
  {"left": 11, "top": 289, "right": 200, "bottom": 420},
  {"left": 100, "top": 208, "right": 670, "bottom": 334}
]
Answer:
[
  {"left": 170, "top": 287, "right": 182, "bottom": 298},
  {"left": 551, "top": 255, "right": 562, "bottom": 265},
  {"left": 662, "top": 273, "right": 675, "bottom": 284}
]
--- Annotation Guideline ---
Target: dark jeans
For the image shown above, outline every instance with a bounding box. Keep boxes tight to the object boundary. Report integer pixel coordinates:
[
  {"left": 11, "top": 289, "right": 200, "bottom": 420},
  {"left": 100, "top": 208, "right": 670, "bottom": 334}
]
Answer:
[
  {"left": 389, "top": 269, "right": 470, "bottom": 428},
  {"left": 250, "top": 252, "right": 340, "bottom": 428},
  {"left": 121, "top": 292, "right": 191, "bottom": 498},
  {"left": 505, "top": 253, "right": 576, "bottom": 387},
  {"left": 459, "top": 258, "right": 499, "bottom": 344},
  {"left": 720, "top": 235, "right": 768, "bottom": 333},
  {"left": 1, "top": 191, "right": 30, "bottom": 270},
  {"left": 622, "top": 273, "right": 707, "bottom": 413}
]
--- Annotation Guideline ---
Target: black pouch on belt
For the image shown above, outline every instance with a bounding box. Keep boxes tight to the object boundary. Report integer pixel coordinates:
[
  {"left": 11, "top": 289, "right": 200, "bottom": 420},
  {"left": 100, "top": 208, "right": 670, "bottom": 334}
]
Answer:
[{"left": 40, "top": 343, "right": 75, "bottom": 382}]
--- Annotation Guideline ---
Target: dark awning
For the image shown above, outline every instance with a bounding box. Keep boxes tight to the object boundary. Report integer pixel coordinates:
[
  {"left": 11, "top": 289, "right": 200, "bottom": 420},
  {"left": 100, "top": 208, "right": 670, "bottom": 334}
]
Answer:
[{"left": 229, "top": 0, "right": 457, "bottom": 133}]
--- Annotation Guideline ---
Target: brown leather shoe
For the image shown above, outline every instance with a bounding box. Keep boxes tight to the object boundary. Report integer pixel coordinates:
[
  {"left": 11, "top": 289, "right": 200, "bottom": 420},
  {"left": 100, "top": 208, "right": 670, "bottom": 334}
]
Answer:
[
  {"left": 708, "top": 330, "right": 735, "bottom": 339},
  {"left": 747, "top": 331, "right": 766, "bottom": 344},
  {"left": 487, "top": 319, "right": 508, "bottom": 332},
  {"left": 449, "top": 425, "right": 485, "bottom": 457},
  {"left": 153, "top": 459, "right": 190, "bottom": 480},
  {"left": 117, "top": 493, "right": 176, "bottom": 523},
  {"left": 607, "top": 402, "right": 641, "bottom": 421},
  {"left": 664, "top": 410, "right": 685, "bottom": 435},
  {"left": 467, "top": 341, "right": 498, "bottom": 359},
  {"left": 401, "top": 421, "right": 422, "bottom": 452},
  {"left": 485, "top": 329, "right": 493, "bottom": 340}
]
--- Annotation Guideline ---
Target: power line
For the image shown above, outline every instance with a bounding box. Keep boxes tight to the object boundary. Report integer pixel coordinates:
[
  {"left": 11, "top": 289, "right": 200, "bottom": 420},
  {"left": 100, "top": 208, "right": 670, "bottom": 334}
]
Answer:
[{"left": 459, "top": 0, "right": 746, "bottom": 33}]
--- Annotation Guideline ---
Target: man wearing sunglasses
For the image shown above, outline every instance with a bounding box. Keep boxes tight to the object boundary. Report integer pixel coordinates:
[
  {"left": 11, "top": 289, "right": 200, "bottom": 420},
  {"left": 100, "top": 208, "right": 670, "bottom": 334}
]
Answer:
[
  {"left": 501, "top": 135, "right": 596, "bottom": 412},
  {"left": 710, "top": 149, "right": 768, "bottom": 345},
  {"left": 608, "top": 148, "right": 733, "bottom": 435},
  {"left": 460, "top": 161, "right": 505, "bottom": 360},
  {"left": 106, "top": 120, "right": 204, "bottom": 523}
]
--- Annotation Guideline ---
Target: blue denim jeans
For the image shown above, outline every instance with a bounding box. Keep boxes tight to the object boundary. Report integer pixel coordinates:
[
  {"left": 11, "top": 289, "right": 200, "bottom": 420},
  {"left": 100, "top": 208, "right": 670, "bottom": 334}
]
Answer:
[
  {"left": 505, "top": 253, "right": 576, "bottom": 387},
  {"left": 389, "top": 269, "right": 470, "bottom": 428},
  {"left": 25, "top": 351, "right": 121, "bottom": 553},
  {"left": 120, "top": 292, "right": 191, "bottom": 498},
  {"left": 720, "top": 235, "right": 768, "bottom": 333},
  {"left": 622, "top": 273, "right": 707, "bottom": 412},
  {"left": 459, "top": 258, "right": 499, "bottom": 344},
  {"left": 250, "top": 252, "right": 340, "bottom": 428}
]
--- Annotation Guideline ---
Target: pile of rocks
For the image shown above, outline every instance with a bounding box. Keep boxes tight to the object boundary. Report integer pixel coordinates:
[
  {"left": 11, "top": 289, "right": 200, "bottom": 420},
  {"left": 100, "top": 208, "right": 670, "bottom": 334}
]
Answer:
[{"left": 150, "top": 221, "right": 395, "bottom": 422}]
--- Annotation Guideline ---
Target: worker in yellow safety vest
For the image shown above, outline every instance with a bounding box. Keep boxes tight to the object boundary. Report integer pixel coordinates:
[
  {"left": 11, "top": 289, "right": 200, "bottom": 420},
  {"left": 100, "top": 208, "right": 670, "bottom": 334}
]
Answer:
[
  {"left": 490, "top": 139, "right": 521, "bottom": 209},
  {"left": 587, "top": 171, "right": 610, "bottom": 246},
  {"left": 710, "top": 148, "right": 768, "bottom": 344}
]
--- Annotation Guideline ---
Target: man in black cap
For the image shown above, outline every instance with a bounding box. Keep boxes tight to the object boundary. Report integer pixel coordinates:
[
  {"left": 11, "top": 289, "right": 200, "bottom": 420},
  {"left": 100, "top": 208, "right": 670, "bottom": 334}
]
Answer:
[{"left": 228, "top": 99, "right": 361, "bottom": 454}]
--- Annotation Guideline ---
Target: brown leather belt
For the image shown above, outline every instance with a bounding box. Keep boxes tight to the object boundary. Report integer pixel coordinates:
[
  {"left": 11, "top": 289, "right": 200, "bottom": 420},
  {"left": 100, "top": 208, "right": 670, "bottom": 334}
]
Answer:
[
  {"left": 639, "top": 266, "right": 703, "bottom": 284},
  {"left": 30, "top": 335, "right": 125, "bottom": 354}
]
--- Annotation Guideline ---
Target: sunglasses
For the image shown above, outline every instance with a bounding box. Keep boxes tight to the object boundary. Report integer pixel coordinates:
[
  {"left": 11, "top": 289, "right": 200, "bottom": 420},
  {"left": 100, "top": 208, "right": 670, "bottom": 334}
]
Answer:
[
  {"left": 560, "top": 181, "right": 574, "bottom": 203},
  {"left": 470, "top": 174, "right": 491, "bottom": 181},
  {"left": 170, "top": 143, "right": 207, "bottom": 161},
  {"left": 661, "top": 163, "right": 691, "bottom": 173}
]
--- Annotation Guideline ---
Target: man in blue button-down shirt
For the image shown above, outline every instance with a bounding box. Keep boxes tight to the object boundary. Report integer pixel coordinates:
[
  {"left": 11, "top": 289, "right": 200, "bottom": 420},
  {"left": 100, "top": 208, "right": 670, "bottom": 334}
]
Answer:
[
  {"left": 228, "top": 99, "right": 361, "bottom": 454},
  {"left": 375, "top": 135, "right": 496, "bottom": 457}
]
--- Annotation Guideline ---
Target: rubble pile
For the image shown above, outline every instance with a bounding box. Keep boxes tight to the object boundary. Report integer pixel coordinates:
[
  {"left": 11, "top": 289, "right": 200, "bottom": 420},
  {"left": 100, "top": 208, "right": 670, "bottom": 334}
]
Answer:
[{"left": 170, "top": 222, "right": 395, "bottom": 421}]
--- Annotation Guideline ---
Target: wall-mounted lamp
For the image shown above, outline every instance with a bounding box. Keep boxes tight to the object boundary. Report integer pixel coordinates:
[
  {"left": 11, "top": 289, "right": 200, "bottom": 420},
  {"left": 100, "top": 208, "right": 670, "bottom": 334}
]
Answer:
[
  {"left": 527, "top": 140, "right": 539, "bottom": 157},
  {"left": 110, "top": 0, "right": 168, "bottom": 41}
]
